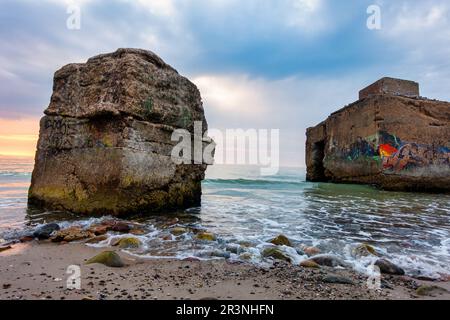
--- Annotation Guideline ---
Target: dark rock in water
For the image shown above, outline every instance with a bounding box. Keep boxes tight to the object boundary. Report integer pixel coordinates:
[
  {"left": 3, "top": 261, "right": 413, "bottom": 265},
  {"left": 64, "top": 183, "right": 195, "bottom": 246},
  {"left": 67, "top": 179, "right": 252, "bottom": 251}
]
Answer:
[
  {"left": 86, "top": 251, "right": 125, "bottom": 267},
  {"left": 33, "top": 223, "right": 60, "bottom": 240},
  {"left": 28, "top": 48, "right": 212, "bottom": 216},
  {"left": 262, "top": 247, "right": 291, "bottom": 263},
  {"left": 111, "top": 222, "right": 131, "bottom": 233},
  {"left": 375, "top": 259, "right": 405, "bottom": 275},
  {"left": 322, "top": 274, "right": 354, "bottom": 285},
  {"left": 310, "top": 254, "right": 348, "bottom": 268},
  {"left": 269, "top": 235, "right": 292, "bottom": 247}
]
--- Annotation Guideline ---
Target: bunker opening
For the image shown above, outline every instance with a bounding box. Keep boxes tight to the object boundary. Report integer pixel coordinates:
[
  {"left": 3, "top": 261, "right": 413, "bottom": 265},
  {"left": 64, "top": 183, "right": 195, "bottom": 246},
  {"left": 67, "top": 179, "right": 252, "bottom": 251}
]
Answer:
[{"left": 311, "top": 140, "right": 326, "bottom": 181}]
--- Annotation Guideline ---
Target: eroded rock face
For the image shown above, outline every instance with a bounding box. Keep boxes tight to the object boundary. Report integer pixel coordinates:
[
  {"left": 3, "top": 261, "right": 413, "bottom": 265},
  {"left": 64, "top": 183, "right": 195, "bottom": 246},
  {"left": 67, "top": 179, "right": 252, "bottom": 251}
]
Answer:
[
  {"left": 29, "top": 48, "right": 211, "bottom": 215},
  {"left": 306, "top": 78, "right": 450, "bottom": 192}
]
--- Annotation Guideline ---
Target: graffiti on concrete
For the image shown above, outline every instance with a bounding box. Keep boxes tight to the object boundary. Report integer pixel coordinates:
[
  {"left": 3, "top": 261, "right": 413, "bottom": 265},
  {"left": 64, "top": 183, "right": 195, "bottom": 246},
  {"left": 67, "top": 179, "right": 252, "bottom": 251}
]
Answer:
[{"left": 342, "top": 131, "right": 450, "bottom": 173}]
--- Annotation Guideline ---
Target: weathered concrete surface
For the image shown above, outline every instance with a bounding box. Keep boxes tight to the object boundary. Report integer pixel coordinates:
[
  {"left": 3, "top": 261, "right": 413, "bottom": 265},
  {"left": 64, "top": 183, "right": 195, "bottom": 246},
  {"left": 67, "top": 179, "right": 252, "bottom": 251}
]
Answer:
[
  {"left": 29, "top": 48, "right": 211, "bottom": 215},
  {"left": 359, "top": 77, "right": 419, "bottom": 100},
  {"left": 306, "top": 79, "right": 450, "bottom": 192}
]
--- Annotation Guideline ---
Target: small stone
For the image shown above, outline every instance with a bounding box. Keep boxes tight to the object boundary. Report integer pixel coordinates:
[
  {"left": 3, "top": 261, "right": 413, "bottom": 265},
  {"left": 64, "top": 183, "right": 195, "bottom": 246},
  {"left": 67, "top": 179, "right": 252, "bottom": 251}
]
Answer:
[
  {"left": 85, "top": 235, "right": 108, "bottom": 244},
  {"left": 113, "top": 237, "right": 141, "bottom": 249},
  {"left": 210, "top": 250, "right": 231, "bottom": 259},
  {"left": 195, "top": 232, "right": 216, "bottom": 241},
  {"left": 0, "top": 245, "right": 12, "bottom": 253},
  {"left": 239, "top": 253, "right": 253, "bottom": 261},
  {"left": 88, "top": 225, "right": 109, "bottom": 236},
  {"left": 262, "top": 247, "right": 291, "bottom": 263},
  {"left": 112, "top": 222, "right": 131, "bottom": 233},
  {"left": 310, "top": 255, "right": 348, "bottom": 267},
  {"left": 51, "top": 226, "right": 94, "bottom": 242},
  {"left": 164, "top": 218, "right": 179, "bottom": 227},
  {"left": 322, "top": 275, "right": 354, "bottom": 285},
  {"left": 303, "top": 246, "right": 321, "bottom": 256},
  {"left": 33, "top": 223, "right": 60, "bottom": 240},
  {"left": 416, "top": 285, "right": 448, "bottom": 297},
  {"left": 170, "top": 227, "right": 188, "bottom": 236},
  {"left": 352, "top": 243, "right": 378, "bottom": 258},
  {"left": 19, "top": 236, "right": 34, "bottom": 243},
  {"left": 225, "top": 244, "right": 241, "bottom": 254},
  {"left": 299, "top": 260, "right": 320, "bottom": 269},
  {"left": 130, "top": 229, "right": 146, "bottom": 236},
  {"left": 269, "top": 234, "right": 292, "bottom": 247},
  {"left": 374, "top": 259, "right": 405, "bottom": 275},
  {"left": 238, "top": 241, "right": 254, "bottom": 248},
  {"left": 99, "top": 220, "right": 116, "bottom": 229},
  {"left": 86, "top": 251, "right": 125, "bottom": 268},
  {"left": 182, "top": 257, "right": 200, "bottom": 262}
]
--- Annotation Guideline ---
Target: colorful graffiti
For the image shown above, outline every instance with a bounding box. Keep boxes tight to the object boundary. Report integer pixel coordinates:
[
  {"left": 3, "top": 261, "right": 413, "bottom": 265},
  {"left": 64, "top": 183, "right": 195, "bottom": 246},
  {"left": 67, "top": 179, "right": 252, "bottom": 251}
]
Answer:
[
  {"left": 382, "top": 143, "right": 450, "bottom": 172},
  {"left": 342, "top": 131, "right": 450, "bottom": 173},
  {"left": 379, "top": 144, "right": 397, "bottom": 158}
]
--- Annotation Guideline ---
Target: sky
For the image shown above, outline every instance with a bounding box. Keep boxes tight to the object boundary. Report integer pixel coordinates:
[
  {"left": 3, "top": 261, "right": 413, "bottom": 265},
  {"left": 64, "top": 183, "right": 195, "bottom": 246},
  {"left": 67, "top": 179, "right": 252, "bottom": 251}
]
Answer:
[{"left": 0, "top": 0, "right": 449, "bottom": 166}]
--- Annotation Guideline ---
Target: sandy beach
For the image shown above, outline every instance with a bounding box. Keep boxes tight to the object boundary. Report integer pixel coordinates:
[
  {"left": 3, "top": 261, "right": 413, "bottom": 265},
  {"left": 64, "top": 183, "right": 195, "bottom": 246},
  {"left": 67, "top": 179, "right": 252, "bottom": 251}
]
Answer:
[{"left": 1, "top": 241, "right": 449, "bottom": 300}]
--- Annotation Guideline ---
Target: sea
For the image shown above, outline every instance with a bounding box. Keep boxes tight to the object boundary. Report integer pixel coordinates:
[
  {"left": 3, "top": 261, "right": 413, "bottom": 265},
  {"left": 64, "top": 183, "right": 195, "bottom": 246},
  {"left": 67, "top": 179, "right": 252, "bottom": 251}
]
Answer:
[{"left": 1, "top": 155, "right": 449, "bottom": 279}]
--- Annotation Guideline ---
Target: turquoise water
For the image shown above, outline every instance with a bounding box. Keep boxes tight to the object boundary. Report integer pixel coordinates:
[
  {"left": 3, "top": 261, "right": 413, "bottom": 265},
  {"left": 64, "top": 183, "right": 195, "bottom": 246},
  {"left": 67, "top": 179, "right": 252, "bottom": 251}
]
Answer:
[{"left": 1, "top": 157, "right": 450, "bottom": 279}]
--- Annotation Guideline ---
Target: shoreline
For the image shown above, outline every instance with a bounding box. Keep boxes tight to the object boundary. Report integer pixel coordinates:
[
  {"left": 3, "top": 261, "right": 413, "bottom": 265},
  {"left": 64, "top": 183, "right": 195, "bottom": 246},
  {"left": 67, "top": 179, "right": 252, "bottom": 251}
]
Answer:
[{"left": 1, "top": 242, "right": 449, "bottom": 300}]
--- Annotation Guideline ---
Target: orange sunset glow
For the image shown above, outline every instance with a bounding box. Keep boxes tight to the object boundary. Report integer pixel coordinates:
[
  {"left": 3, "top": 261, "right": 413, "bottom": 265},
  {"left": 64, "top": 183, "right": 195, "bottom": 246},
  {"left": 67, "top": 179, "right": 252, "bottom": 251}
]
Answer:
[{"left": 0, "top": 118, "right": 40, "bottom": 157}]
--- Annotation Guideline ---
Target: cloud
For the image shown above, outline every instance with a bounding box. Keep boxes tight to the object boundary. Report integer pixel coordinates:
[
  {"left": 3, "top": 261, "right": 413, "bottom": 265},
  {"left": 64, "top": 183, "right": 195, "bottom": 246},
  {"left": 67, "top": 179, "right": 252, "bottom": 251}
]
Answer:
[
  {"left": 376, "top": 0, "right": 450, "bottom": 101},
  {"left": 193, "top": 72, "right": 367, "bottom": 166},
  {"left": 128, "top": 0, "right": 177, "bottom": 17},
  {"left": 193, "top": 75, "right": 270, "bottom": 120},
  {"left": 1, "top": 0, "right": 450, "bottom": 164}
]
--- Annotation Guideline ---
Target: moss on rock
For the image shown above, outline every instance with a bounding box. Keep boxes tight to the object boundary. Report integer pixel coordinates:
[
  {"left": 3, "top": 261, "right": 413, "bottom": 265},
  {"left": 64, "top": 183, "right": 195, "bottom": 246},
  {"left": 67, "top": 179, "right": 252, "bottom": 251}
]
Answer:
[
  {"left": 196, "top": 232, "right": 216, "bottom": 241},
  {"left": 113, "top": 237, "right": 141, "bottom": 249},
  {"left": 262, "top": 247, "right": 291, "bottom": 263},
  {"left": 170, "top": 227, "right": 188, "bottom": 236},
  {"left": 300, "top": 260, "right": 320, "bottom": 269},
  {"left": 86, "top": 251, "right": 125, "bottom": 267},
  {"left": 269, "top": 234, "right": 292, "bottom": 247}
]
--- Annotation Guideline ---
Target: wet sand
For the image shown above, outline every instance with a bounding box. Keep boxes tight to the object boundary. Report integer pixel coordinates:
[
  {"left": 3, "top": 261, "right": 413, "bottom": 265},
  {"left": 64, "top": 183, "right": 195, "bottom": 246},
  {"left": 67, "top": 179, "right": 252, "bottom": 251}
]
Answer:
[{"left": 0, "top": 241, "right": 449, "bottom": 300}]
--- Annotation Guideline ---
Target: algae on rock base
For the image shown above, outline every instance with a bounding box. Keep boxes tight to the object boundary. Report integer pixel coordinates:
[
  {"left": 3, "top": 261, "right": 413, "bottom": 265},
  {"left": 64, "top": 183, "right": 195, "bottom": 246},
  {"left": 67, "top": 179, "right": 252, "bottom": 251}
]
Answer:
[
  {"left": 195, "top": 232, "right": 216, "bottom": 241},
  {"left": 269, "top": 235, "right": 292, "bottom": 247},
  {"left": 262, "top": 247, "right": 292, "bottom": 263},
  {"left": 112, "top": 237, "right": 142, "bottom": 249},
  {"left": 86, "top": 251, "right": 125, "bottom": 267}
]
